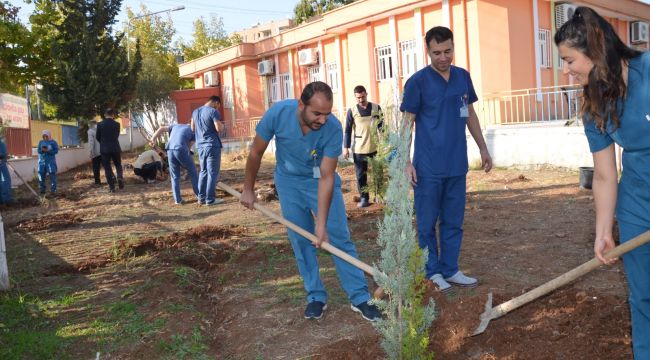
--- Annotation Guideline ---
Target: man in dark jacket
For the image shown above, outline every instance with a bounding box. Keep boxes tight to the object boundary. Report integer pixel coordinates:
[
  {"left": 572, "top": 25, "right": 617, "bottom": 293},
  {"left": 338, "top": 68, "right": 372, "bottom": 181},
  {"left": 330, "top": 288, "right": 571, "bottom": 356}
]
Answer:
[{"left": 96, "top": 108, "right": 124, "bottom": 192}]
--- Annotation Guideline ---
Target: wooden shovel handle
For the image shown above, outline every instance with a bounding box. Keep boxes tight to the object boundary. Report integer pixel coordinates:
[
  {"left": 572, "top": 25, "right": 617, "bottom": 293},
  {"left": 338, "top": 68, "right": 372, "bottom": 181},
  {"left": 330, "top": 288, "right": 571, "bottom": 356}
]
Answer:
[
  {"left": 6, "top": 162, "right": 41, "bottom": 199},
  {"left": 217, "top": 182, "right": 376, "bottom": 276},
  {"left": 488, "top": 229, "right": 650, "bottom": 320}
]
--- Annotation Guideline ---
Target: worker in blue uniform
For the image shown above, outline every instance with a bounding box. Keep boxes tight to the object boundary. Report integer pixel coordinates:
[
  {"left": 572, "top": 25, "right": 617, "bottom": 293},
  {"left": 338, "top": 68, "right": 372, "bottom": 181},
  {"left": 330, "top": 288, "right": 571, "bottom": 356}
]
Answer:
[
  {"left": 151, "top": 123, "right": 199, "bottom": 205},
  {"left": 240, "top": 82, "right": 381, "bottom": 322},
  {"left": 400, "top": 26, "right": 492, "bottom": 293},
  {"left": 556, "top": 7, "right": 650, "bottom": 358},
  {"left": 191, "top": 96, "right": 225, "bottom": 206},
  {"left": 0, "top": 133, "right": 12, "bottom": 204},
  {"left": 37, "top": 130, "right": 59, "bottom": 194}
]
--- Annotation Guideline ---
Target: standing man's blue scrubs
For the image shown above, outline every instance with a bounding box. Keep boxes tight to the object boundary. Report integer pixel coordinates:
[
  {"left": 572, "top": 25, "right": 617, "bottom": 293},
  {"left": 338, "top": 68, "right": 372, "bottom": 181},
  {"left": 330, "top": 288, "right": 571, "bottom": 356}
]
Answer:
[
  {"left": 239, "top": 82, "right": 381, "bottom": 322},
  {"left": 151, "top": 123, "right": 199, "bottom": 204},
  {"left": 400, "top": 26, "right": 492, "bottom": 293},
  {"left": 583, "top": 52, "right": 650, "bottom": 359},
  {"left": 37, "top": 130, "right": 59, "bottom": 194},
  {"left": 0, "top": 135, "right": 12, "bottom": 204},
  {"left": 191, "top": 96, "right": 225, "bottom": 205}
]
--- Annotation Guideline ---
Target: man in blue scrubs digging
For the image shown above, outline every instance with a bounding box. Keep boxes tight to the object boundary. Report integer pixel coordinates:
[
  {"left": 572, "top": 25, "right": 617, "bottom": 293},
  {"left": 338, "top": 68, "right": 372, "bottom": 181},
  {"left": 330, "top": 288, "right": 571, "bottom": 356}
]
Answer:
[
  {"left": 240, "top": 82, "right": 381, "bottom": 322},
  {"left": 401, "top": 26, "right": 492, "bottom": 293}
]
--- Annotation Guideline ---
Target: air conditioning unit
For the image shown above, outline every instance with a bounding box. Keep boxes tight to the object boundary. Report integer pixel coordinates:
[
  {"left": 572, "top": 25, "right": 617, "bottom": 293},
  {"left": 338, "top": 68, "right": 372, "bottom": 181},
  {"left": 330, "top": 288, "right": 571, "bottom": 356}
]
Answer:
[
  {"left": 204, "top": 71, "right": 219, "bottom": 87},
  {"left": 257, "top": 60, "right": 274, "bottom": 76},
  {"left": 631, "top": 21, "right": 649, "bottom": 44},
  {"left": 298, "top": 48, "right": 319, "bottom": 66},
  {"left": 555, "top": 3, "right": 577, "bottom": 29}
]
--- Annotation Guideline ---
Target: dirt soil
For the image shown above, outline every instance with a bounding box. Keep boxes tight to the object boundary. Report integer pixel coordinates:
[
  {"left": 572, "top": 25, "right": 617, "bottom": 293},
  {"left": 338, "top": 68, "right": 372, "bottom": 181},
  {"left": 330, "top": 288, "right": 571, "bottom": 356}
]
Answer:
[{"left": 2, "top": 151, "right": 633, "bottom": 359}]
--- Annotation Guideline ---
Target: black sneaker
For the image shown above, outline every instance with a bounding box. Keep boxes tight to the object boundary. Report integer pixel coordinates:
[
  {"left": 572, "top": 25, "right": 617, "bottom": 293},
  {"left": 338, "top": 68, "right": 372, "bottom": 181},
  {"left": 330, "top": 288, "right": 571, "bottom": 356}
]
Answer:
[
  {"left": 351, "top": 301, "right": 382, "bottom": 322},
  {"left": 304, "top": 301, "right": 327, "bottom": 320}
]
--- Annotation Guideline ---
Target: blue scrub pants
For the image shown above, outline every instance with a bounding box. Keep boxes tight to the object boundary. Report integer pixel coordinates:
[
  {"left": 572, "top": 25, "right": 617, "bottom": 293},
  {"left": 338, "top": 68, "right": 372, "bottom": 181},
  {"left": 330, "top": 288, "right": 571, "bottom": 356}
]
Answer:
[
  {"left": 168, "top": 149, "right": 199, "bottom": 204},
  {"left": 414, "top": 175, "right": 466, "bottom": 279},
  {"left": 38, "top": 161, "right": 57, "bottom": 193},
  {"left": 197, "top": 146, "right": 221, "bottom": 204},
  {"left": 0, "top": 163, "right": 12, "bottom": 203},
  {"left": 276, "top": 179, "right": 370, "bottom": 306},
  {"left": 619, "top": 221, "right": 650, "bottom": 359}
]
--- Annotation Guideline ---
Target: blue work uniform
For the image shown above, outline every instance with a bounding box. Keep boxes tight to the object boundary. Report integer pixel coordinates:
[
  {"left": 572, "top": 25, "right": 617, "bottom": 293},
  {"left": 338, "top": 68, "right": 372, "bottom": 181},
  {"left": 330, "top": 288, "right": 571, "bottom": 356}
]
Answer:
[
  {"left": 193, "top": 106, "right": 222, "bottom": 204},
  {"left": 583, "top": 51, "right": 650, "bottom": 359},
  {"left": 256, "top": 99, "right": 370, "bottom": 306},
  {"left": 400, "top": 65, "right": 478, "bottom": 279},
  {"left": 0, "top": 139, "right": 12, "bottom": 204},
  {"left": 37, "top": 139, "right": 59, "bottom": 193},
  {"left": 166, "top": 124, "right": 199, "bottom": 204}
]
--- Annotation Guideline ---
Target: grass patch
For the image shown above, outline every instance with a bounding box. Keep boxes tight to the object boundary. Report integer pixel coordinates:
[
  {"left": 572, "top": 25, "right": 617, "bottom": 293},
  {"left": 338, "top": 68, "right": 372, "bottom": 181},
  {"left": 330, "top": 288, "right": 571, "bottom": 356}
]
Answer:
[
  {"left": 157, "top": 327, "right": 210, "bottom": 360},
  {"left": 0, "top": 293, "right": 69, "bottom": 360}
]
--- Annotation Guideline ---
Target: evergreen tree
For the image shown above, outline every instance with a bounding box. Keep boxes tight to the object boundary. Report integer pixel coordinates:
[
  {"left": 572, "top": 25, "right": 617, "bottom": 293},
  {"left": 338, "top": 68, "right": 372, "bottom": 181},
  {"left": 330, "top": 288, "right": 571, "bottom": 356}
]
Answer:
[
  {"left": 39, "top": 0, "right": 140, "bottom": 120},
  {"left": 373, "top": 107, "right": 436, "bottom": 359}
]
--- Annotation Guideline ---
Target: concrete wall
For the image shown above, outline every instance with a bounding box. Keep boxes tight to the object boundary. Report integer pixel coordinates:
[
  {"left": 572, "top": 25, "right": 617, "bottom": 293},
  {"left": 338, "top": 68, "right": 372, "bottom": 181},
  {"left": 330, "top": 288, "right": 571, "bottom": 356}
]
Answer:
[
  {"left": 467, "top": 122, "right": 593, "bottom": 169},
  {"left": 9, "top": 129, "right": 146, "bottom": 185}
]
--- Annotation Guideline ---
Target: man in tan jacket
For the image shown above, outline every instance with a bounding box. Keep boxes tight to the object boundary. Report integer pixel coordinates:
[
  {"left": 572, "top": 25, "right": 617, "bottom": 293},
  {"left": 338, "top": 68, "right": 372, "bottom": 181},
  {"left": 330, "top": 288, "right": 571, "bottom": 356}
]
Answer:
[
  {"left": 87, "top": 120, "right": 102, "bottom": 185},
  {"left": 343, "top": 85, "right": 382, "bottom": 208}
]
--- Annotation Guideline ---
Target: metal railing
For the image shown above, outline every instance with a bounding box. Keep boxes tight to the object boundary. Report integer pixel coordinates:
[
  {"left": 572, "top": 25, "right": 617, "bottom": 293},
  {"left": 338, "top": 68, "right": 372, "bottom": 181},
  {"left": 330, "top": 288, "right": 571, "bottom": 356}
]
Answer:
[{"left": 477, "top": 85, "right": 583, "bottom": 127}]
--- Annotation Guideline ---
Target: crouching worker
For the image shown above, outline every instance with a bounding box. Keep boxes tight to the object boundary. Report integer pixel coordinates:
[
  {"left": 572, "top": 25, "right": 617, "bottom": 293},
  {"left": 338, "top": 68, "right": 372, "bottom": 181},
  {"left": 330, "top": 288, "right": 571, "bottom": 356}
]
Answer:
[
  {"left": 150, "top": 123, "right": 199, "bottom": 205},
  {"left": 37, "top": 130, "right": 59, "bottom": 194},
  {"left": 240, "top": 81, "right": 381, "bottom": 322},
  {"left": 133, "top": 149, "right": 163, "bottom": 183}
]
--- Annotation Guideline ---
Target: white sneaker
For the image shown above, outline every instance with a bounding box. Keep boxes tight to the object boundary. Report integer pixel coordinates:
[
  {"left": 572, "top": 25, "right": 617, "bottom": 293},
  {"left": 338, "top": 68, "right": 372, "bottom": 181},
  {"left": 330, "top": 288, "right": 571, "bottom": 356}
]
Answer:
[
  {"left": 429, "top": 274, "right": 452, "bottom": 293},
  {"left": 445, "top": 271, "right": 478, "bottom": 288}
]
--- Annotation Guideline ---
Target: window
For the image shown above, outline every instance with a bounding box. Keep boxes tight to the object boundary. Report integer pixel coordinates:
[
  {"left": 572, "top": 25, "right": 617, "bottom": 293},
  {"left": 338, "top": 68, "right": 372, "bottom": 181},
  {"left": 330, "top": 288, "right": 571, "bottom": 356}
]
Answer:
[
  {"left": 399, "top": 39, "right": 418, "bottom": 79},
  {"left": 308, "top": 66, "right": 321, "bottom": 83},
  {"left": 325, "top": 62, "right": 340, "bottom": 93},
  {"left": 269, "top": 73, "right": 291, "bottom": 104},
  {"left": 538, "top": 29, "right": 551, "bottom": 69},
  {"left": 374, "top": 45, "right": 394, "bottom": 81},
  {"left": 269, "top": 76, "right": 280, "bottom": 102},
  {"left": 223, "top": 85, "right": 233, "bottom": 109}
]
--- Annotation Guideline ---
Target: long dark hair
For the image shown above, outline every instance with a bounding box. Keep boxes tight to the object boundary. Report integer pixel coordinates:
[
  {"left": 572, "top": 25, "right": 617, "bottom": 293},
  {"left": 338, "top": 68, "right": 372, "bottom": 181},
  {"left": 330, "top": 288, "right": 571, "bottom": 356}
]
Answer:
[{"left": 554, "top": 6, "right": 642, "bottom": 131}]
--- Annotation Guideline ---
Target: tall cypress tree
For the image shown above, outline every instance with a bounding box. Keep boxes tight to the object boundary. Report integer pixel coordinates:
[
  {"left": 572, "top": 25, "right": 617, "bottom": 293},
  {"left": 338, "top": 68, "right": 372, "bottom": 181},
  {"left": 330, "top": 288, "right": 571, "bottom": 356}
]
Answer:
[{"left": 42, "top": 0, "right": 140, "bottom": 121}]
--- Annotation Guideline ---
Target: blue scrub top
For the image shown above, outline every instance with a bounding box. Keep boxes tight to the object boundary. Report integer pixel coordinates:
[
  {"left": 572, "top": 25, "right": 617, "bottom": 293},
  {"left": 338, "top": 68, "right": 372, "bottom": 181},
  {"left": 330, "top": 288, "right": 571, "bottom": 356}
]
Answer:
[
  {"left": 0, "top": 140, "right": 7, "bottom": 163},
  {"left": 256, "top": 99, "right": 343, "bottom": 186},
  {"left": 584, "top": 51, "right": 650, "bottom": 227},
  {"left": 166, "top": 124, "right": 195, "bottom": 151},
  {"left": 400, "top": 65, "right": 478, "bottom": 178},
  {"left": 192, "top": 105, "right": 222, "bottom": 148},
  {"left": 37, "top": 139, "right": 59, "bottom": 164}
]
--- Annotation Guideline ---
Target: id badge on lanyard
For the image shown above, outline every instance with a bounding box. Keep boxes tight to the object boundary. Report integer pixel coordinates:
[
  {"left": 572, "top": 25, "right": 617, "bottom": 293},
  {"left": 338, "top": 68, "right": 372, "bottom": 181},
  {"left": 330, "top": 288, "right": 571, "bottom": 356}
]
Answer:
[
  {"left": 460, "top": 94, "right": 469, "bottom": 118},
  {"left": 311, "top": 149, "right": 321, "bottom": 179}
]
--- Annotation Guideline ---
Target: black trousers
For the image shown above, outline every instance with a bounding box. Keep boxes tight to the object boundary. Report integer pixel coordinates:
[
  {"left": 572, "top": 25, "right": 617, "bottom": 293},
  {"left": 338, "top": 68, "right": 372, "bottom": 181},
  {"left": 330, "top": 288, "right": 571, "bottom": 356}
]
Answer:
[
  {"left": 134, "top": 161, "right": 161, "bottom": 181},
  {"left": 101, "top": 151, "right": 123, "bottom": 189},
  {"left": 91, "top": 155, "right": 102, "bottom": 184},
  {"left": 353, "top": 152, "right": 376, "bottom": 201}
]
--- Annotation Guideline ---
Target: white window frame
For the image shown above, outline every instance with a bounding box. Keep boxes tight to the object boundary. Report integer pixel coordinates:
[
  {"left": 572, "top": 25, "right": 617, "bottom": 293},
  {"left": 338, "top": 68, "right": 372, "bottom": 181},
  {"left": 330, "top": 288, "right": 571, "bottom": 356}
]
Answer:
[
  {"left": 538, "top": 28, "right": 551, "bottom": 69},
  {"left": 223, "top": 84, "right": 233, "bottom": 109},
  {"left": 308, "top": 65, "right": 321, "bottom": 83},
  {"left": 374, "top": 45, "right": 394, "bottom": 81},
  {"left": 399, "top": 39, "right": 418, "bottom": 79},
  {"left": 269, "top": 73, "right": 291, "bottom": 104},
  {"left": 325, "top": 62, "right": 340, "bottom": 93}
]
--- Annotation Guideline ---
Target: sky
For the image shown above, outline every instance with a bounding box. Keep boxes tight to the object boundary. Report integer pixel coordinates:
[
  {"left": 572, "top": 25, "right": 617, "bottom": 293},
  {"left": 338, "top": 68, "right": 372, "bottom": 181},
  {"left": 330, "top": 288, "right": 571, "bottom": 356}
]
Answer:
[{"left": 9, "top": 0, "right": 298, "bottom": 43}]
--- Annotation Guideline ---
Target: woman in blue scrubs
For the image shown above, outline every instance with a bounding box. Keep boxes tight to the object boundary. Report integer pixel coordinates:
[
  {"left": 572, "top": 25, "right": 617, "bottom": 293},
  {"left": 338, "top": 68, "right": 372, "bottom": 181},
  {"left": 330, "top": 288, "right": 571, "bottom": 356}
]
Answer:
[{"left": 556, "top": 7, "right": 650, "bottom": 358}]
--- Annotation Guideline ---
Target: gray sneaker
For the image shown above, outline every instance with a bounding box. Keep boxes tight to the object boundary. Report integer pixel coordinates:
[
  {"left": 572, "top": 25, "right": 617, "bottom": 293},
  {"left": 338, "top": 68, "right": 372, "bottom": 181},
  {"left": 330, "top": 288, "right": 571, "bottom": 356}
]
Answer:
[
  {"left": 445, "top": 271, "right": 478, "bottom": 288},
  {"left": 205, "top": 198, "right": 225, "bottom": 206},
  {"left": 430, "top": 274, "right": 452, "bottom": 293}
]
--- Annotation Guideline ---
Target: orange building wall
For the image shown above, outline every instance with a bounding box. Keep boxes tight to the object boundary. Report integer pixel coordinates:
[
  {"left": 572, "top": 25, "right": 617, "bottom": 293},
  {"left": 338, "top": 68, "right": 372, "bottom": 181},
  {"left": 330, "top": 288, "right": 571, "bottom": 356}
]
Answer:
[
  {"left": 323, "top": 38, "right": 337, "bottom": 63},
  {"left": 277, "top": 52, "right": 290, "bottom": 74},
  {"left": 345, "top": 25, "right": 375, "bottom": 106}
]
